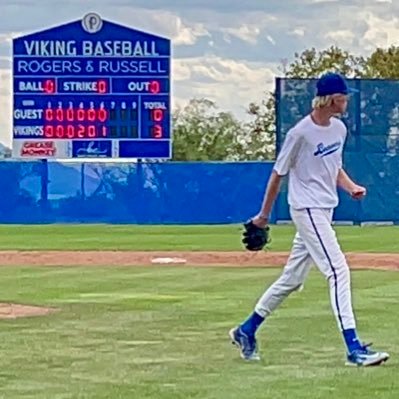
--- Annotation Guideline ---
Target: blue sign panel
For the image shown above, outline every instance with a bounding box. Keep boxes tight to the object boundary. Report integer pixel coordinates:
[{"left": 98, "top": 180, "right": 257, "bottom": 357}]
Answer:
[
  {"left": 12, "top": 13, "right": 172, "bottom": 159},
  {"left": 72, "top": 140, "right": 113, "bottom": 158}
]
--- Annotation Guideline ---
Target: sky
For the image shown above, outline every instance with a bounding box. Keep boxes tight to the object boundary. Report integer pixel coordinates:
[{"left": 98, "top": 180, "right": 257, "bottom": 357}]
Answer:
[{"left": 0, "top": 0, "right": 398, "bottom": 147}]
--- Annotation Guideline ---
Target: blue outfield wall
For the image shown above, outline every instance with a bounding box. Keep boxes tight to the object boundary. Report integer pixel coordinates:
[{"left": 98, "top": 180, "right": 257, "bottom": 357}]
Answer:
[
  {"left": 0, "top": 158, "right": 394, "bottom": 225},
  {"left": 0, "top": 160, "right": 278, "bottom": 224}
]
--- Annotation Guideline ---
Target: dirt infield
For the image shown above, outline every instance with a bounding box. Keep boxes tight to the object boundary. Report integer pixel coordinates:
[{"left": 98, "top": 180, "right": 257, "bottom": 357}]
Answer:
[
  {"left": 0, "top": 303, "right": 57, "bottom": 319},
  {"left": 0, "top": 250, "right": 398, "bottom": 271}
]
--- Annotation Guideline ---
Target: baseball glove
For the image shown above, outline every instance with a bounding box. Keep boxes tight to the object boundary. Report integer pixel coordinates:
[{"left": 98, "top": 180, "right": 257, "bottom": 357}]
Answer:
[{"left": 242, "top": 220, "right": 270, "bottom": 251}]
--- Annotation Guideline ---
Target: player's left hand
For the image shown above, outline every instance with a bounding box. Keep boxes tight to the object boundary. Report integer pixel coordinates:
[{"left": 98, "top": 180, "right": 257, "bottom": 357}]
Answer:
[
  {"left": 350, "top": 185, "right": 367, "bottom": 200},
  {"left": 242, "top": 219, "right": 270, "bottom": 251}
]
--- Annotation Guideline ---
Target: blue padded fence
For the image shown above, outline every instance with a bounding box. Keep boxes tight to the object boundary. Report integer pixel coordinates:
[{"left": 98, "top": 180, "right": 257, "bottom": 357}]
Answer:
[
  {"left": 0, "top": 160, "right": 276, "bottom": 224},
  {"left": 1, "top": 154, "right": 396, "bottom": 224}
]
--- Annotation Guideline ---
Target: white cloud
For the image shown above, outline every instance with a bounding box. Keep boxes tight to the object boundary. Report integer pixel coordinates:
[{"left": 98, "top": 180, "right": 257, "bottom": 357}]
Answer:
[
  {"left": 266, "top": 35, "right": 276, "bottom": 46},
  {"left": 288, "top": 28, "right": 306, "bottom": 37},
  {"left": 360, "top": 12, "right": 399, "bottom": 50},
  {"left": 176, "top": 56, "right": 272, "bottom": 84},
  {"left": 310, "top": 0, "right": 339, "bottom": 3},
  {"left": 172, "top": 59, "right": 192, "bottom": 80},
  {"left": 107, "top": 8, "right": 210, "bottom": 45},
  {"left": 172, "top": 56, "right": 278, "bottom": 118},
  {"left": 150, "top": 12, "right": 210, "bottom": 45},
  {"left": 325, "top": 30, "right": 356, "bottom": 43},
  {"left": 221, "top": 24, "right": 261, "bottom": 45}
]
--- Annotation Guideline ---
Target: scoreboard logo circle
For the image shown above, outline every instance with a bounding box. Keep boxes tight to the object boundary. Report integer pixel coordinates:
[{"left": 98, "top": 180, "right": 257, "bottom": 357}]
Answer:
[{"left": 82, "top": 13, "right": 103, "bottom": 33}]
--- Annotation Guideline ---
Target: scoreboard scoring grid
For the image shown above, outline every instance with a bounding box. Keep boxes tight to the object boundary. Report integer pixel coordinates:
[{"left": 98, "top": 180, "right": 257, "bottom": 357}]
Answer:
[
  {"left": 12, "top": 13, "right": 172, "bottom": 159},
  {"left": 13, "top": 77, "right": 169, "bottom": 140}
]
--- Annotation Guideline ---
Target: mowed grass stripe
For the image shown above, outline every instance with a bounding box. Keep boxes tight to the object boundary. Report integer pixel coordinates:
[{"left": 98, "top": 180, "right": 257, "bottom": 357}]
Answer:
[{"left": 0, "top": 224, "right": 398, "bottom": 252}]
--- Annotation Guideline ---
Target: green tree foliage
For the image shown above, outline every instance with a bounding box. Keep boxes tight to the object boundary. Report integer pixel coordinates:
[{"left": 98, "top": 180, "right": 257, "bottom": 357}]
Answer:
[
  {"left": 361, "top": 46, "right": 399, "bottom": 79},
  {"left": 285, "top": 45, "right": 365, "bottom": 78},
  {"left": 171, "top": 98, "right": 274, "bottom": 161},
  {"left": 284, "top": 45, "right": 399, "bottom": 79},
  {"left": 245, "top": 92, "right": 276, "bottom": 160},
  {"left": 171, "top": 98, "right": 241, "bottom": 161}
]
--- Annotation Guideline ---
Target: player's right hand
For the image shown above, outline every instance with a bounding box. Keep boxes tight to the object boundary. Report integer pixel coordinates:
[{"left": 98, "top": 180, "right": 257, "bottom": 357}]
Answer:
[{"left": 350, "top": 185, "right": 367, "bottom": 200}]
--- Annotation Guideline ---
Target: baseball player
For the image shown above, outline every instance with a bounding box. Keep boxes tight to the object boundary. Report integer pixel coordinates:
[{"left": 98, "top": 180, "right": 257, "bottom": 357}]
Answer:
[{"left": 230, "top": 72, "right": 390, "bottom": 367}]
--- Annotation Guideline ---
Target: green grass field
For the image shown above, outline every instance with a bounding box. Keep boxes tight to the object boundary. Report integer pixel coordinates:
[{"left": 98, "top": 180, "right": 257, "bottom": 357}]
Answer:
[
  {"left": 1, "top": 224, "right": 399, "bottom": 252},
  {"left": 0, "top": 266, "right": 397, "bottom": 398},
  {"left": 0, "top": 225, "right": 397, "bottom": 398}
]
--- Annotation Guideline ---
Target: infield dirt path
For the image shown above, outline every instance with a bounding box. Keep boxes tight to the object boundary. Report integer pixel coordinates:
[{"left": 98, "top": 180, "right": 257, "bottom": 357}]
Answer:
[{"left": 0, "top": 251, "right": 398, "bottom": 271}]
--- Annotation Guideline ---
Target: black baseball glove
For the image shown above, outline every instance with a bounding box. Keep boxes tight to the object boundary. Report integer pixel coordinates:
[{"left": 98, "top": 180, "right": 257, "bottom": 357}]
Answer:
[{"left": 242, "top": 220, "right": 270, "bottom": 251}]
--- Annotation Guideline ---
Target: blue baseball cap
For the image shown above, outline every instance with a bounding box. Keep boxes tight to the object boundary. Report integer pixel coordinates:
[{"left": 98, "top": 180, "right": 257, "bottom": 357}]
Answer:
[{"left": 316, "top": 72, "right": 357, "bottom": 96}]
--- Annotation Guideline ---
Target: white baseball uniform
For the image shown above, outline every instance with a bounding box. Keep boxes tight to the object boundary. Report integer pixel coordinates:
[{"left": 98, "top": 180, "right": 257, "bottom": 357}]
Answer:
[{"left": 255, "top": 114, "right": 356, "bottom": 332}]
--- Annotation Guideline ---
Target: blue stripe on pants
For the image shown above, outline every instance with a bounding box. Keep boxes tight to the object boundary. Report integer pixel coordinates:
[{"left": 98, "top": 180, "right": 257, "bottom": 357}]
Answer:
[{"left": 306, "top": 208, "right": 344, "bottom": 331}]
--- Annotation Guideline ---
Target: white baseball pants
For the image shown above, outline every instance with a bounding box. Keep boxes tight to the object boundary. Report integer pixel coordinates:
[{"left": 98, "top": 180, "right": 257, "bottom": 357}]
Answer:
[{"left": 255, "top": 207, "right": 356, "bottom": 331}]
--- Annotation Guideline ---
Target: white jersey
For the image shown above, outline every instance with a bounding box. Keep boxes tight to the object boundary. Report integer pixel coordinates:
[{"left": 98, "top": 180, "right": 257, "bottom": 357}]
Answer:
[{"left": 273, "top": 114, "right": 347, "bottom": 209}]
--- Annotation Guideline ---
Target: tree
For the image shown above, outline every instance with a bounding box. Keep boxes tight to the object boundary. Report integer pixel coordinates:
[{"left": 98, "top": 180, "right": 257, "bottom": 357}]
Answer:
[
  {"left": 285, "top": 45, "right": 365, "bottom": 78},
  {"left": 171, "top": 98, "right": 244, "bottom": 161},
  {"left": 244, "top": 92, "right": 276, "bottom": 160},
  {"left": 173, "top": 98, "right": 241, "bottom": 161},
  {"left": 270, "top": 45, "right": 399, "bottom": 91},
  {"left": 361, "top": 46, "right": 399, "bottom": 79},
  {"left": 172, "top": 97, "right": 277, "bottom": 161},
  {"left": 284, "top": 44, "right": 399, "bottom": 80}
]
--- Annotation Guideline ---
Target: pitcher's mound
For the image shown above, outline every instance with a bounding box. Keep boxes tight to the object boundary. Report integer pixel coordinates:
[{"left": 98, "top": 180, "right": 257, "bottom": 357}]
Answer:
[{"left": 0, "top": 303, "right": 57, "bottom": 319}]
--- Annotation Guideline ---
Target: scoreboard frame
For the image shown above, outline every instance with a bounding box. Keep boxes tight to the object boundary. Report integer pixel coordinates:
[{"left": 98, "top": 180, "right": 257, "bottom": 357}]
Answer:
[{"left": 12, "top": 13, "right": 172, "bottom": 160}]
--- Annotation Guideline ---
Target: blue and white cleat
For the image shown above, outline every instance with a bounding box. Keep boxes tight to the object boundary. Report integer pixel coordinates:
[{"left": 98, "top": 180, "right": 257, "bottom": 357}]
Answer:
[
  {"left": 229, "top": 326, "right": 260, "bottom": 361},
  {"left": 346, "top": 343, "right": 390, "bottom": 367}
]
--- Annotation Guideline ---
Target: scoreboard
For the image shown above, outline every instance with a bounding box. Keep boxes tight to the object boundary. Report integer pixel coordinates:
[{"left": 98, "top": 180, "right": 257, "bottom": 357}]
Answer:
[{"left": 12, "top": 13, "right": 171, "bottom": 159}]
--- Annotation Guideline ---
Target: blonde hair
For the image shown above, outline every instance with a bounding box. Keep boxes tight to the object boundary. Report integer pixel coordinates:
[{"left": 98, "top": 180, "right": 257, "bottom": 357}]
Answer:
[{"left": 312, "top": 95, "right": 334, "bottom": 109}]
